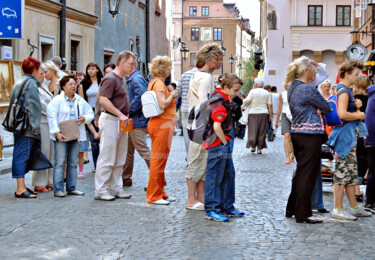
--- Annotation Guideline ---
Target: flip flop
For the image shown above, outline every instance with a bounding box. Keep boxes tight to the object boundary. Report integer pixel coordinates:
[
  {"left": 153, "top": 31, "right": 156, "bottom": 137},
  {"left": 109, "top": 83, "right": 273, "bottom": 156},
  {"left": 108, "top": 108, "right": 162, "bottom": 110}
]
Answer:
[
  {"left": 15, "top": 190, "right": 37, "bottom": 199},
  {"left": 186, "top": 202, "right": 204, "bottom": 211}
]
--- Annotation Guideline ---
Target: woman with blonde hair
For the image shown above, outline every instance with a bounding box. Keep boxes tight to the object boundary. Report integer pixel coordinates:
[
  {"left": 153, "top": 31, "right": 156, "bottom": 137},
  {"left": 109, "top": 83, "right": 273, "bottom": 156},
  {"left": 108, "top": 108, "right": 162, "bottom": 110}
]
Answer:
[
  {"left": 319, "top": 79, "right": 331, "bottom": 100},
  {"left": 285, "top": 56, "right": 331, "bottom": 224},
  {"left": 44, "top": 61, "right": 61, "bottom": 96},
  {"left": 327, "top": 61, "right": 371, "bottom": 220},
  {"left": 146, "top": 56, "right": 178, "bottom": 205}
]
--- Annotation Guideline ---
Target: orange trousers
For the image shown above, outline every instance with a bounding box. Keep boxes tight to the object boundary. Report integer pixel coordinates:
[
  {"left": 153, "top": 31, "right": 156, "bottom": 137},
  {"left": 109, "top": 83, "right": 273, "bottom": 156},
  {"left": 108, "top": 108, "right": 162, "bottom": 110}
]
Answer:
[{"left": 146, "top": 117, "right": 175, "bottom": 203}]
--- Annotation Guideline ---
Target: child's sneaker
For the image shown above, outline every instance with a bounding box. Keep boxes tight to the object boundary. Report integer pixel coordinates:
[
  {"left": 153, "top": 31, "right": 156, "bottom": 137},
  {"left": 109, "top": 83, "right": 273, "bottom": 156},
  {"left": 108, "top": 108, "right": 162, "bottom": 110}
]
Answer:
[
  {"left": 331, "top": 209, "right": 357, "bottom": 221},
  {"left": 205, "top": 211, "right": 228, "bottom": 222},
  {"left": 223, "top": 209, "right": 245, "bottom": 218},
  {"left": 349, "top": 206, "right": 372, "bottom": 217},
  {"left": 78, "top": 172, "right": 84, "bottom": 179}
]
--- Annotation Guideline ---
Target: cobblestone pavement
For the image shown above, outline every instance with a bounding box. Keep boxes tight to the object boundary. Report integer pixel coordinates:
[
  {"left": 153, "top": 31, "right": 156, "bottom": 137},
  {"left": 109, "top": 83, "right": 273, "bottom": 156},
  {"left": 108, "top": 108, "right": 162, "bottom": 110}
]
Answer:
[{"left": 0, "top": 129, "right": 374, "bottom": 259}]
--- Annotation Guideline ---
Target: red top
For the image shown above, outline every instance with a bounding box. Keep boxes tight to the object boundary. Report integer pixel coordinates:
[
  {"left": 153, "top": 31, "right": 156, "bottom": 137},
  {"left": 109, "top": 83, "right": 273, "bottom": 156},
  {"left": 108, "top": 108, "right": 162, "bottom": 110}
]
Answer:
[{"left": 202, "top": 88, "right": 232, "bottom": 149}]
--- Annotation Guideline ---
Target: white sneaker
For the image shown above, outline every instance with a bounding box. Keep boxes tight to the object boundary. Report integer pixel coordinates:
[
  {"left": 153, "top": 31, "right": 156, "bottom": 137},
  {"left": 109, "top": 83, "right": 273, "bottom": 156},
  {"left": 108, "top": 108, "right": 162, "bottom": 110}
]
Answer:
[
  {"left": 149, "top": 199, "right": 170, "bottom": 205},
  {"left": 94, "top": 193, "right": 115, "bottom": 201},
  {"left": 349, "top": 207, "right": 372, "bottom": 217},
  {"left": 166, "top": 197, "right": 176, "bottom": 202},
  {"left": 331, "top": 209, "right": 357, "bottom": 221},
  {"left": 115, "top": 189, "right": 132, "bottom": 199}
]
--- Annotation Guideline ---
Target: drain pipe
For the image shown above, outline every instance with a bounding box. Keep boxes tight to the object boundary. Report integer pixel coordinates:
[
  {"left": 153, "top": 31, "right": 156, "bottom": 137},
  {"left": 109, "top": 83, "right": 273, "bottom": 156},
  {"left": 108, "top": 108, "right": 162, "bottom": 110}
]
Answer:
[
  {"left": 60, "top": 0, "right": 66, "bottom": 63},
  {"left": 146, "top": 0, "right": 150, "bottom": 77}
]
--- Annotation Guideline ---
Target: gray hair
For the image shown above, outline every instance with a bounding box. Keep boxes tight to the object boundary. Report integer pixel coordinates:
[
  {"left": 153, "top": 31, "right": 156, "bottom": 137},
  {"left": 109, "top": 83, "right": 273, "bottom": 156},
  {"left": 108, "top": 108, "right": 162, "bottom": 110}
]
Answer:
[
  {"left": 254, "top": 78, "right": 264, "bottom": 87},
  {"left": 51, "top": 56, "right": 62, "bottom": 67}
]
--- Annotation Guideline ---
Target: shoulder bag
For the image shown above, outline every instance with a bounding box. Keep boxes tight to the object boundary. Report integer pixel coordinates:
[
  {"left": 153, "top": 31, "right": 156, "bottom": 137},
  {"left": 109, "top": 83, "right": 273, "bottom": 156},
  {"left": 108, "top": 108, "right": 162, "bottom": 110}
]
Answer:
[{"left": 2, "top": 80, "right": 30, "bottom": 135}]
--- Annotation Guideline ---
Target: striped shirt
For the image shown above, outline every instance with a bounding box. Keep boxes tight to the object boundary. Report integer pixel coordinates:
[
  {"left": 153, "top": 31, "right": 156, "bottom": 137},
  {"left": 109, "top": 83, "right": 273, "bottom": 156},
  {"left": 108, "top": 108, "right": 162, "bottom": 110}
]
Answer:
[{"left": 176, "top": 68, "right": 197, "bottom": 113}]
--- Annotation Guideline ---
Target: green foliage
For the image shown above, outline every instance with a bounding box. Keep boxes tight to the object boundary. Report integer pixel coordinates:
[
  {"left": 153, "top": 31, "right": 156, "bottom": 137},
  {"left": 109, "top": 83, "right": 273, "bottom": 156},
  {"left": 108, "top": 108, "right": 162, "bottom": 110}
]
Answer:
[{"left": 241, "top": 57, "right": 256, "bottom": 96}]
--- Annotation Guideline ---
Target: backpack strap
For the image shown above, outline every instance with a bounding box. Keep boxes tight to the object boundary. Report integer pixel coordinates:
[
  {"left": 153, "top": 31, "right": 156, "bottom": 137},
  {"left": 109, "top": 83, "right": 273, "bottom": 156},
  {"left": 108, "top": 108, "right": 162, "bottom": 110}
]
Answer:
[{"left": 150, "top": 80, "right": 158, "bottom": 91}]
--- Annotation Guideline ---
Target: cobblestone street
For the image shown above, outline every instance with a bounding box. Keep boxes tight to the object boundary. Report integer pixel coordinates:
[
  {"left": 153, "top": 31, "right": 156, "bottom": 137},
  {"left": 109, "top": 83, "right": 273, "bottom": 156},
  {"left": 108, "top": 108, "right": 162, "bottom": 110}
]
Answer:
[{"left": 1, "top": 130, "right": 374, "bottom": 259}]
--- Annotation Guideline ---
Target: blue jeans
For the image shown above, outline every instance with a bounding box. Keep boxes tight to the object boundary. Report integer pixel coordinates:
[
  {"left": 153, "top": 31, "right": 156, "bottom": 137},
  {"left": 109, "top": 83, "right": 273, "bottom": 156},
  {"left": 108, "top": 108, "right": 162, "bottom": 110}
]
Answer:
[
  {"left": 229, "top": 128, "right": 235, "bottom": 153},
  {"left": 53, "top": 140, "right": 80, "bottom": 193},
  {"left": 205, "top": 142, "right": 235, "bottom": 213},
  {"left": 88, "top": 129, "right": 100, "bottom": 169},
  {"left": 311, "top": 161, "right": 324, "bottom": 209}
]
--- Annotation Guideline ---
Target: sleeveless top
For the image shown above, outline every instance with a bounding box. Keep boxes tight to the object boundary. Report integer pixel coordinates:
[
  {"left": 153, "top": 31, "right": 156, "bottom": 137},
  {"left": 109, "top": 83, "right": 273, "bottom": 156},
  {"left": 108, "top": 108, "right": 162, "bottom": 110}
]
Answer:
[{"left": 336, "top": 84, "right": 356, "bottom": 113}]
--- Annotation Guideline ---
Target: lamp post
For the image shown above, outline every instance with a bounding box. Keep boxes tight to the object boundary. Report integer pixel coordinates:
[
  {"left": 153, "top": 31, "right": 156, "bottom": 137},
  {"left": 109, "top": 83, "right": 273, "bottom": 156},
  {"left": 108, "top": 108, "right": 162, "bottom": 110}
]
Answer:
[
  {"left": 238, "top": 63, "right": 242, "bottom": 77},
  {"left": 108, "top": 0, "right": 122, "bottom": 17},
  {"left": 228, "top": 55, "right": 234, "bottom": 73},
  {"left": 180, "top": 46, "right": 190, "bottom": 61},
  {"left": 221, "top": 43, "right": 226, "bottom": 74}
]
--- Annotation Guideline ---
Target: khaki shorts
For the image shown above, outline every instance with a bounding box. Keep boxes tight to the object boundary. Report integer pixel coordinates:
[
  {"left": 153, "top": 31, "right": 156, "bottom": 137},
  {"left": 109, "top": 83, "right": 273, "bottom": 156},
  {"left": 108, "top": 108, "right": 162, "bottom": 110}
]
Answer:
[
  {"left": 186, "top": 142, "right": 207, "bottom": 183},
  {"left": 333, "top": 147, "right": 357, "bottom": 186}
]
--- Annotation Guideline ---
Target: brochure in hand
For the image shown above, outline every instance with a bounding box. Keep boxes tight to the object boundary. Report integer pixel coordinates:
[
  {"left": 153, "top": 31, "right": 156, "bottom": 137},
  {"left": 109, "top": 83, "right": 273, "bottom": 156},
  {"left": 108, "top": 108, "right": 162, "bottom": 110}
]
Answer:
[{"left": 118, "top": 118, "right": 133, "bottom": 133}]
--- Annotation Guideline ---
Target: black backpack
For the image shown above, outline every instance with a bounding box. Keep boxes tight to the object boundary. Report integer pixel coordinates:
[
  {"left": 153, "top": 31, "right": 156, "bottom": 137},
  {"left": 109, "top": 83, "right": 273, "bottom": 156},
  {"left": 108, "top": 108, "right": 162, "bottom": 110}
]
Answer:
[{"left": 187, "top": 94, "right": 223, "bottom": 144}]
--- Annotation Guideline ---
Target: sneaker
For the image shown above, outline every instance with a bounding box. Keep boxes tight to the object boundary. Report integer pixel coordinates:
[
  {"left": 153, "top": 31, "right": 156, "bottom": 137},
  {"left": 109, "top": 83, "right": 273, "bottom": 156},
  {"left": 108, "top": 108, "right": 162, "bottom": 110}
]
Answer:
[
  {"left": 54, "top": 191, "right": 67, "bottom": 197},
  {"left": 67, "top": 190, "right": 85, "bottom": 196},
  {"left": 114, "top": 189, "right": 132, "bottom": 199},
  {"left": 364, "top": 203, "right": 375, "bottom": 214},
  {"left": 205, "top": 211, "right": 229, "bottom": 222},
  {"left": 149, "top": 199, "right": 170, "bottom": 205},
  {"left": 95, "top": 193, "right": 115, "bottom": 201},
  {"left": 223, "top": 209, "right": 245, "bottom": 218},
  {"left": 349, "top": 206, "right": 372, "bottom": 217},
  {"left": 165, "top": 196, "right": 176, "bottom": 202},
  {"left": 331, "top": 209, "right": 357, "bottom": 221},
  {"left": 78, "top": 172, "right": 84, "bottom": 179}
]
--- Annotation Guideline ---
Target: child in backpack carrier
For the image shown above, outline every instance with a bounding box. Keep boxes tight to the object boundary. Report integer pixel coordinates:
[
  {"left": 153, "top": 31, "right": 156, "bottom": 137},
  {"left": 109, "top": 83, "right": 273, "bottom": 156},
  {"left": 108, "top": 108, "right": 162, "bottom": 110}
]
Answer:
[{"left": 203, "top": 74, "right": 245, "bottom": 222}]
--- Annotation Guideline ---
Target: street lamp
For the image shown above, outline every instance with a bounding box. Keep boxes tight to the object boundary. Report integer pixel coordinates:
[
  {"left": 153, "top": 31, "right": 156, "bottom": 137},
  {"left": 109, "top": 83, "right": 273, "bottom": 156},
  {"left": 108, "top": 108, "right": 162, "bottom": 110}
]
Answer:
[
  {"left": 228, "top": 55, "right": 234, "bottom": 73},
  {"left": 108, "top": 0, "right": 122, "bottom": 17},
  {"left": 180, "top": 46, "right": 190, "bottom": 61}
]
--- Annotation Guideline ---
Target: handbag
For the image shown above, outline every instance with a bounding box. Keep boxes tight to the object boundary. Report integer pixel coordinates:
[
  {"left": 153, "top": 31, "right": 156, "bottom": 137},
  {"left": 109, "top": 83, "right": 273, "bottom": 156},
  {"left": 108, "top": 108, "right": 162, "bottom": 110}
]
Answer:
[
  {"left": 141, "top": 81, "right": 164, "bottom": 118},
  {"left": 2, "top": 80, "right": 29, "bottom": 134},
  {"left": 58, "top": 102, "right": 80, "bottom": 141}
]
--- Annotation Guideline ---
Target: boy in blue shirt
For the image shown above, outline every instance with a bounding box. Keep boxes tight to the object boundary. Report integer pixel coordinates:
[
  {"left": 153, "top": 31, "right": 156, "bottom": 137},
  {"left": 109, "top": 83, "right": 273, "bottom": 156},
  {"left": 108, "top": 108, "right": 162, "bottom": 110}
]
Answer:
[{"left": 203, "top": 74, "right": 245, "bottom": 222}]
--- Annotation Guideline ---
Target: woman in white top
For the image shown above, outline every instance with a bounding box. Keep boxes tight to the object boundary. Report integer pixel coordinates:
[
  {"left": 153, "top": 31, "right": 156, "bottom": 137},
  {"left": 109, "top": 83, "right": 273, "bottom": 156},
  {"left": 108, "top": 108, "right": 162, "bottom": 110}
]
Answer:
[
  {"left": 32, "top": 64, "right": 55, "bottom": 192},
  {"left": 243, "top": 78, "right": 272, "bottom": 154},
  {"left": 47, "top": 76, "right": 94, "bottom": 197},
  {"left": 275, "top": 82, "right": 295, "bottom": 164}
]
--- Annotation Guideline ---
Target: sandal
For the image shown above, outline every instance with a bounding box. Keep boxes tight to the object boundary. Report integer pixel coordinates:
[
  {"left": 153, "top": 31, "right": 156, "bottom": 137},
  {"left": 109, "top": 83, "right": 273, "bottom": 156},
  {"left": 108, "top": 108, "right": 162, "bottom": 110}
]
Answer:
[
  {"left": 78, "top": 172, "right": 84, "bottom": 179},
  {"left": 34, "top": 186, "right": 50, "bottom": 193},
  {"left": 27, "top": 187, "right": 37, "bottom": 195},
  {"left": 15, "top": 190, "right": 37, "bottom": 199},
  {"left": 317, "top": 208, "right": 330, "bottom": 213},
  {"left": 46, "top": 185, "right": 54, "bottom": 191}
]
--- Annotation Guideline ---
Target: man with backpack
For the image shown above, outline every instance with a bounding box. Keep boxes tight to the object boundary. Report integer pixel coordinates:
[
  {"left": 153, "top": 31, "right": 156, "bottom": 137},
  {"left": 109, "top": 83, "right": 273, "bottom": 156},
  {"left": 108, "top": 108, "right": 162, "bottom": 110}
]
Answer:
[{"left": 185, "top": 43, "right": 223, "bottom": 211}]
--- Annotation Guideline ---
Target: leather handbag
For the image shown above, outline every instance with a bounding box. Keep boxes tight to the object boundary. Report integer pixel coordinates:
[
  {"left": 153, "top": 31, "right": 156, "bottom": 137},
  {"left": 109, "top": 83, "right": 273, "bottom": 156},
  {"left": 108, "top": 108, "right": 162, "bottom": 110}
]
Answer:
[
  {"left": 58, "top": 102, "right": 80, "bottom": 141},
  {"left": 59, "top": 119, "right": 80, "bottom": 141},
  {"left": 2, "top": 81, "right": 29, "bottom": 135}
]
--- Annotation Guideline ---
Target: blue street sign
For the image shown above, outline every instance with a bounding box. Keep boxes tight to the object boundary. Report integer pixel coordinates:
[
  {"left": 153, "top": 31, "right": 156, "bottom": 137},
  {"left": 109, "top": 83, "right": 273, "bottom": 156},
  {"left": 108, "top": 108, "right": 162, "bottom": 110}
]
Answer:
[{"left": 0, "top": 0, "right": 24, "bottom": 39}]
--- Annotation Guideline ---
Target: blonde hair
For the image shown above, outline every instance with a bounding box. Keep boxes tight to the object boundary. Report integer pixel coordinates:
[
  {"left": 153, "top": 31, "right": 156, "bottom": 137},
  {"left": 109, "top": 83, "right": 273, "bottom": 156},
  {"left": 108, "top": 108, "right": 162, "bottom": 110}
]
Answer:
[
  {"left": 220, "top": 73, "right": 243, "bottom": 89},
  {"left": 149, "top": 56, "right": 172, "bottom": 77},
  {"left": 354, "top": 75, "right": 370, "bottom": 95},
  {"left": 44, "top": 60, "right": 59, "bottom": 76},
  {"left": 283, "top": 56, "right": 311, "bottom": 84},
  {"left": 195, "top": 43, "right": 222, "bottom": 68},
  {"left": 319, "top": 79, "right": 331, "bottom": 89}
]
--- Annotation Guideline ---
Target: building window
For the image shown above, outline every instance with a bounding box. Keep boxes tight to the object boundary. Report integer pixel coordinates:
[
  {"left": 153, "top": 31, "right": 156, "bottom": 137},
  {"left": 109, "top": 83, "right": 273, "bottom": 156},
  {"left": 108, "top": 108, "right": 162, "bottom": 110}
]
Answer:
[
  {"left": 202, "top": 6, "right": 209, "bottom": 16},
  {"left": 308, "top": 5, "right": 322, "bottom": 26},
  {"left": 336, "top": 6, "right": 351, "bottom": 26},
  {"left": 70, "top": 40, "right": 79, "bottom": 71},
  {"left": 190, "top": 53, "right": 196, "bottom": 67},
  {"left": 213, "top": 28, "right": 222, "bottom": 41},
  {"left": 191, "top": 27, "right": 200, "bottom": 41},
  {"left": 189, "top": 6, "right": 197, "bottom": 16}
]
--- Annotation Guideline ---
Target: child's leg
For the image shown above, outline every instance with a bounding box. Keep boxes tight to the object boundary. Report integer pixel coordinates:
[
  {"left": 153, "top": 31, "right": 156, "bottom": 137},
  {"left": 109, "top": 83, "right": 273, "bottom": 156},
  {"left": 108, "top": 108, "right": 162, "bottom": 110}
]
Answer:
[
  {"left": 204, "top": 145, "right": 227, "bottom": 213},
  {"left": 221, "top": 147, "right": 236, "bottom": 212},
  {"left": 78, "top": 152, "right": 84, "bottom": 178}
]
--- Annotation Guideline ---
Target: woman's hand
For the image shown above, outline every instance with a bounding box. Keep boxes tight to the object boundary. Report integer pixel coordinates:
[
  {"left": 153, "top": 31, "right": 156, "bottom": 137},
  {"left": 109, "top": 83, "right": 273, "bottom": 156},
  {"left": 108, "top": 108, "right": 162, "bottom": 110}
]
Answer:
[
  {"left": 77, "top": 116, "right": 85, "bottom": 126},
  {"left": 94, "top": 120, "right": 98, "bottom": 128},
  {"left": 94, "top": 133, "right": 100, "bottom": 139},
  {"left": 171, "top": 90, "right": 178, "bottom": 98},
  {"left": 356, "top": 111, "right": 366, "bottom": 120},
  {"left": 317, "top": 109, "right": 322, "bottom": 116},
  {"left": 56, "top": 132, "right": 67, "bottom": 141},
  {"left": 355, "top": 99, "right": 363, "bottom": 109},
  {"left": 275, "top": 121, "right": 279, "bottom": 128}
]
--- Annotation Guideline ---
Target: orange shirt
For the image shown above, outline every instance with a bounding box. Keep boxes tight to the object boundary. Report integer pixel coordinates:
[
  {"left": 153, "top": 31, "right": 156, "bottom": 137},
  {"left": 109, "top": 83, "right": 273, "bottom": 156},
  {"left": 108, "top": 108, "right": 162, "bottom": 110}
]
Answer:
[{"left": 148, "top": 79, "right": 177, "bottom": 121}]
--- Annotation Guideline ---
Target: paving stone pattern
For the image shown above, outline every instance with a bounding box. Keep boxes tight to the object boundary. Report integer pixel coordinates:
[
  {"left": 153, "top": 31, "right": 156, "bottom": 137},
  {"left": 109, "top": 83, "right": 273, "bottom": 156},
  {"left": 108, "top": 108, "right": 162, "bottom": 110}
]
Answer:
[{"left": 0, "top": 130, "right": 374, "bottom": 259}]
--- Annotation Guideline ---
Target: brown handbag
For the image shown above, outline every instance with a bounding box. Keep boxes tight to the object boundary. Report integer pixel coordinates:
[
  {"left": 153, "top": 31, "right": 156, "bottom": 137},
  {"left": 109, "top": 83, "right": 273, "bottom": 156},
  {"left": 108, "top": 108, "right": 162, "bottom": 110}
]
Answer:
[{"left": 59, "top": 119, "right": 80, "bottom": 141}]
